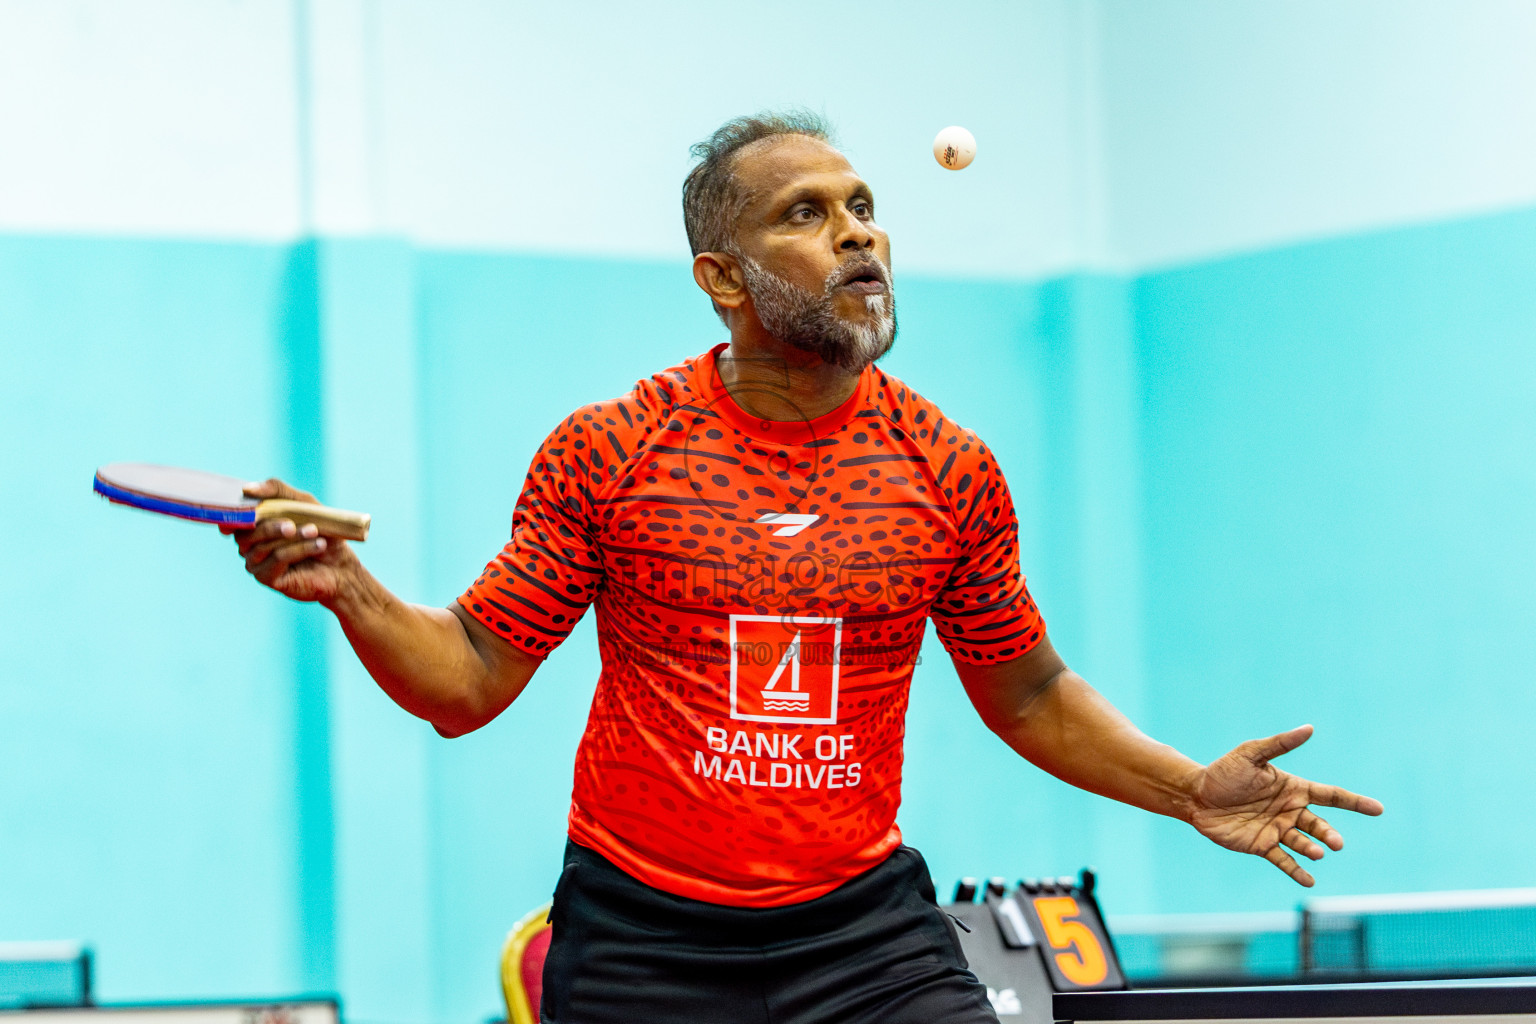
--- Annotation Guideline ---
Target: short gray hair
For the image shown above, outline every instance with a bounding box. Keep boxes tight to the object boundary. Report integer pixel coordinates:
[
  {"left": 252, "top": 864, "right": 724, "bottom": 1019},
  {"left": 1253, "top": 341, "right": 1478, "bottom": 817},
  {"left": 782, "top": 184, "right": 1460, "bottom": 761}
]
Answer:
[{"left": 682, "top": 109, "right": 836, "bottom": 259}]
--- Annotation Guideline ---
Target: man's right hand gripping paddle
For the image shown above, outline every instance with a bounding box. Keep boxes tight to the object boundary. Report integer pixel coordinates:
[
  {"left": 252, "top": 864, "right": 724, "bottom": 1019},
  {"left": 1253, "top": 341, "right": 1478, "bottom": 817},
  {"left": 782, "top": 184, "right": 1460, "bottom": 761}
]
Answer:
[{"left": 222, "top": 478, "right": 362, "bottom": 605}]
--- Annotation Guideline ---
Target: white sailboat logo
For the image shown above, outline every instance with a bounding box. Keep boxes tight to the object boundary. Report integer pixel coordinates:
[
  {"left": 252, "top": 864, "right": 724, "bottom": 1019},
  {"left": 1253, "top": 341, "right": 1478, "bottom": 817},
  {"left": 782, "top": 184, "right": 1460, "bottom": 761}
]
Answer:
[
  {"left": 728, "top": 614, "right": 842, "bottom": 725},
  {"left": 760, "top": 630, "right": 811, "bottom": 711}
]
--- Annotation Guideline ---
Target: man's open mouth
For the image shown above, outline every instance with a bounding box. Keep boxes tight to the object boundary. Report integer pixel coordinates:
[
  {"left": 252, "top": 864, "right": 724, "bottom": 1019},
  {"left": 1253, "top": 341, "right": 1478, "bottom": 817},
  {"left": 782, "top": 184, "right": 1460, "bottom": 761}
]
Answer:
[{"left": 833, "top": 264, "right": 888, "bottom": 295}]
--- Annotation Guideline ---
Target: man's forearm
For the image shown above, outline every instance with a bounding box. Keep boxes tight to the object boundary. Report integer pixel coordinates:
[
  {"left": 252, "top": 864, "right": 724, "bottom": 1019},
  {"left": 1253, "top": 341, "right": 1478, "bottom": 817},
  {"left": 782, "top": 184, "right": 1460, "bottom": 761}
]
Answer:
[
  {"left": 989, "top": 670, "right": 1205, "bottom": 822},
  {"left": 322, "top": 562, "right": 496, "bottom": 734},
  {"left": 228, "top": 481, "right": 533, "bottom": 736}
]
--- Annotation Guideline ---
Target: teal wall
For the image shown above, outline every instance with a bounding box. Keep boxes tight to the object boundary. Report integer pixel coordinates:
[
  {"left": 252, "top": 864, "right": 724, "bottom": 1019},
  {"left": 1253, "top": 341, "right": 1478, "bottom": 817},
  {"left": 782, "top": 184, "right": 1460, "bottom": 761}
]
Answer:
[
  {"left": 0, "top": 237, "right": 307, "bottom": 999},
  {"left": 3, "top": 207, "right": 1534, "bottom": 1020},
  {"left": 1132, "top": 209, "right": 1536, "bottom": 908}
]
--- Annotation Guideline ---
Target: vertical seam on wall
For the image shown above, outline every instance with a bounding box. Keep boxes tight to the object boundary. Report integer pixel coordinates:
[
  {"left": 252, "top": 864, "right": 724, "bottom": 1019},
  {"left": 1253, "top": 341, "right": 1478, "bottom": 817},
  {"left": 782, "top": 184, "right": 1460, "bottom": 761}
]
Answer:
[{"left": 292, "top": 0, "right": 315, "bottom": 234}]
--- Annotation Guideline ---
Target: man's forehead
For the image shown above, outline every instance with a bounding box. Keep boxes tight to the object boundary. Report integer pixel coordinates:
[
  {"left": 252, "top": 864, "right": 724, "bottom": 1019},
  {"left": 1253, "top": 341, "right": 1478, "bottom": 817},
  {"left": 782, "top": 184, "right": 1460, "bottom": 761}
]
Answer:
[{"left": 732, "top": 135, "right": 865, "bottom": 205}]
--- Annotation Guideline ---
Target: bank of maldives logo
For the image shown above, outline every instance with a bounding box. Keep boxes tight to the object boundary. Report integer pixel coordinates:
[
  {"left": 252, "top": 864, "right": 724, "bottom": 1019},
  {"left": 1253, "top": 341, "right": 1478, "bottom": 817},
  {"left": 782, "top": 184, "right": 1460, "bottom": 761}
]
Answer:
[{"left": 729, "top": 614, "right": 842, "bottom": 724}]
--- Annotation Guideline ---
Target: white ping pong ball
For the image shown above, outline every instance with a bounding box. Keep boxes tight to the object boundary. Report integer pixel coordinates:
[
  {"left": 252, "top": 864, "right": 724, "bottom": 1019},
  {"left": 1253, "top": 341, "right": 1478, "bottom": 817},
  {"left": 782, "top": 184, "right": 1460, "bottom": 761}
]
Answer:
[{"left": 933, "top": 126, "right": 976, "bottom": 170}]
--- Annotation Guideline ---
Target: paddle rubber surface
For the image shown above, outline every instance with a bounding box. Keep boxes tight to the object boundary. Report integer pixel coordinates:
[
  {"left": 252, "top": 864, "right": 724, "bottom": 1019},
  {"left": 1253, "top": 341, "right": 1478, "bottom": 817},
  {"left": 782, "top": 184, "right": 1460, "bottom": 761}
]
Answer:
[{"left": 94, "top": 463, "right": 263, "bottom": 526}]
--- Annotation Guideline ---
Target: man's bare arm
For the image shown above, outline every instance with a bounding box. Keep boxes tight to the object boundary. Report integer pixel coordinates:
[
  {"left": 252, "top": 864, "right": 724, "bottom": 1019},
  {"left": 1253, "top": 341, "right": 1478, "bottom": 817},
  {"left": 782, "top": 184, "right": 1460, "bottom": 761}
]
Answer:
[
  {"left": 954, "top": 637, "right": 1204, "bottom": 821},
  {"left": 954, "top": 635, "right": 1383, "bottom": 885},
  {"left": 325, "top": 566, "right": 541, "bottom": 737},
  {"left": 227, "top": 479, "right": 540, "bottom": 737}
]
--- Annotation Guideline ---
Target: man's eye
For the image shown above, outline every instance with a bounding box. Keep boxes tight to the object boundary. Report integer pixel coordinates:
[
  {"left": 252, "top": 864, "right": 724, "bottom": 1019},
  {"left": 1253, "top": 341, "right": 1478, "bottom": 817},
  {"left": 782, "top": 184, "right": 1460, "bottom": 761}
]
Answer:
[
  {"left": 792, "top": 207, "right": 817, "bottom": 221},
  {"left": 853, "top": 202, "right": 872, "bottom": 217}
]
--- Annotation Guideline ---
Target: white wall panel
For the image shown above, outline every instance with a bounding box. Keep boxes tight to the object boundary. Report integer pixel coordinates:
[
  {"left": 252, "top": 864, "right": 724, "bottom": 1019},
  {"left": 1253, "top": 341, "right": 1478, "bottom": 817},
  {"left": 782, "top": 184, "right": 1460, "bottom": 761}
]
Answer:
[
  {"left": 0, "top": 0, "right": 303, "bottom": 239},
  {"left": 361, "top": 0, "right": 1093, "bottom": 276},
  {"left": 5, "top": 0, "right": 1532, "bottom": 271},
  {"left": 1095, "top": 0, "right": 1536, "bottom": 269},
  {"left": 0, "top": 0, "right": 1093, "bottom": 276}
]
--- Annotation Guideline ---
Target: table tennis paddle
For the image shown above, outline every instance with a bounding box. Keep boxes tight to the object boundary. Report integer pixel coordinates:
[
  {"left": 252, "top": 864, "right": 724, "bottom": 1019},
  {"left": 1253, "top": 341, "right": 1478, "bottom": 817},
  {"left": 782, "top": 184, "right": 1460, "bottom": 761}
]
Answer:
[{"left": 94, "top": 462, "right": 370, "bottom": 541}]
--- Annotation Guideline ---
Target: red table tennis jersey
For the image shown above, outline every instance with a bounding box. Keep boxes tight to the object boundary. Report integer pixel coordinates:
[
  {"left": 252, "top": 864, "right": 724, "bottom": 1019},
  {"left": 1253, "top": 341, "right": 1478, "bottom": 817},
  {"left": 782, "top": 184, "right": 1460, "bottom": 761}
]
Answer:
[{"left": 460, "top": 344, "right": 1044, "bottom": 907}]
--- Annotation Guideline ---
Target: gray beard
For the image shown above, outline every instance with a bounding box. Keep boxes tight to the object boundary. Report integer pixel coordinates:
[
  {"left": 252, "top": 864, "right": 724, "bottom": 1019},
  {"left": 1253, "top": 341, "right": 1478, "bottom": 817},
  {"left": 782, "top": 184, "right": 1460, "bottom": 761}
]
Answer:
[{"left": 738, "top": 255, "right": 897, "bottom": 372}]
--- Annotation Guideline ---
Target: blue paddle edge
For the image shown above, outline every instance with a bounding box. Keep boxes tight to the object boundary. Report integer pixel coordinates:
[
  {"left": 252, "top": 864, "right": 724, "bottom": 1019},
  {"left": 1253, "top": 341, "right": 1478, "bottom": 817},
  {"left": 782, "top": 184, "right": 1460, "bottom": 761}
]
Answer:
[{"left": 94, "top": 473, "right": 259, "bottom": 527}]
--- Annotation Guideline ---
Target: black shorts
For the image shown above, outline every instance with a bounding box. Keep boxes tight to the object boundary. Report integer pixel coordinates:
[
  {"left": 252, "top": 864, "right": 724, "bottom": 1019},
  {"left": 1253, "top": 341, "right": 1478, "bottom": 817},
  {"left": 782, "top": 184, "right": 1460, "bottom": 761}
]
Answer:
[{"left": 540, "top": 839, "right": 999, "bottom": 1024}]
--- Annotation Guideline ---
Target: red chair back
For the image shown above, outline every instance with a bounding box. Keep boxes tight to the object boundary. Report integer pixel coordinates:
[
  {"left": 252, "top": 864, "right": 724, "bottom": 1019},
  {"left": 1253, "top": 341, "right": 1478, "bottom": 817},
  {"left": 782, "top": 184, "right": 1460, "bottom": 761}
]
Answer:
[
  {"left": 500, "top": 904, "right": 553, "bottom": 1024},
  {"left": 520, "top": 925, "right": 551, "bottom": 1015}
]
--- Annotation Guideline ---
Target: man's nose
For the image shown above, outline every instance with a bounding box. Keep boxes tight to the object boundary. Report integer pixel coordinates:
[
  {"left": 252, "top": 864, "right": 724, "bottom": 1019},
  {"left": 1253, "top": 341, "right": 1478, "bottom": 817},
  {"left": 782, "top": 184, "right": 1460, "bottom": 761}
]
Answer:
[{"left": 833, "top": 206, "right": 875, "bottom": 251}]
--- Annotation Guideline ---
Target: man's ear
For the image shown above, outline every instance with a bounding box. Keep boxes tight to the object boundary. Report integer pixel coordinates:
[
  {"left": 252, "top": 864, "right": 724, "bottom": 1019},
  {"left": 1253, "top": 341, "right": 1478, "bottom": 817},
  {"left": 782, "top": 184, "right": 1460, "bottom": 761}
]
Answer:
[{"left": 693, "top": 251, "right": 748, "bottom": 311}]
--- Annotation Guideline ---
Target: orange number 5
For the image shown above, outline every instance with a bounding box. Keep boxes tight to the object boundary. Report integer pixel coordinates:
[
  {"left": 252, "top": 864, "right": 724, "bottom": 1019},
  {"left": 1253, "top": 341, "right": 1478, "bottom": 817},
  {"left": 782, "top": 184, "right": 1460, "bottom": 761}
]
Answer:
[{"left": 1032, "top": 896, "right": 1108, "bottom": 986}]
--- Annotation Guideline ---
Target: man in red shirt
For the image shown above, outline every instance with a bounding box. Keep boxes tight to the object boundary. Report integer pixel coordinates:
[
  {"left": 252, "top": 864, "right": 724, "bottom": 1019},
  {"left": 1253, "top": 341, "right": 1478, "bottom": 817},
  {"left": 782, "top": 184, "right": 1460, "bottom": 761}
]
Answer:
[{"left": 230, "top": 112, "right": 1382, "bottom": 1023}]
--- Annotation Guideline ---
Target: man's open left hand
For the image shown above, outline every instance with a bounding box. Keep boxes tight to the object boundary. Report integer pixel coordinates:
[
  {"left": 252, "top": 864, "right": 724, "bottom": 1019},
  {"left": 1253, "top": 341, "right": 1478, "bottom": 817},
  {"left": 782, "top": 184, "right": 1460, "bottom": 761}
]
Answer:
[{"left": 1189, "top": 724, "right": 1384, "bottom": 886}]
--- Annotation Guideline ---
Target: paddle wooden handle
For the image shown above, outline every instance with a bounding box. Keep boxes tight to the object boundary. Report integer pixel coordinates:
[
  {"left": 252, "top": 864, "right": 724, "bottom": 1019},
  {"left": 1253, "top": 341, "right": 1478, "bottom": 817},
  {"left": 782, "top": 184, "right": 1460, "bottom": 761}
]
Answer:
[{"left": 255, "top": 499, "right": 371, "bottom": 541}]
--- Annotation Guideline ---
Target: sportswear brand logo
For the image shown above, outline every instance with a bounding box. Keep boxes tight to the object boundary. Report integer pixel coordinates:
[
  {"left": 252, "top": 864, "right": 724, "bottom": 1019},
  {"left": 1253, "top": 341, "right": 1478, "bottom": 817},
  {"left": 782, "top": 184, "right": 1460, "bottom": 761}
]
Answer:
[
  {"left": 728, "top": 614, "right": 841, "bottom": 724},
  {"left": 754, "top": 512, "right": 819, "bottom": 537}
]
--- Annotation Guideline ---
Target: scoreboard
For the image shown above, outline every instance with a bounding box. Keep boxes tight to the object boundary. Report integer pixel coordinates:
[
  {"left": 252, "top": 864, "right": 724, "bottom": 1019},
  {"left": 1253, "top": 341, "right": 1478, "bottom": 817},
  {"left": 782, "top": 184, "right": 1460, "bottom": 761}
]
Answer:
[{"left": 945, "top": 869, "right": 1126, "bottom": 1022}]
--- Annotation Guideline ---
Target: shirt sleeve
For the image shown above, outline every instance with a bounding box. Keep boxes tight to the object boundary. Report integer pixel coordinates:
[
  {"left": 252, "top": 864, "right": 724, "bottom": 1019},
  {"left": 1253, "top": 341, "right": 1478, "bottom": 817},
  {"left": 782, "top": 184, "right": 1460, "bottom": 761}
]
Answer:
[
  {"left": 928, "top": 447, "right": 1046, "bottom": 664},
  {"left": 458, "top": 413, "right": 608, "bottom": 657}
]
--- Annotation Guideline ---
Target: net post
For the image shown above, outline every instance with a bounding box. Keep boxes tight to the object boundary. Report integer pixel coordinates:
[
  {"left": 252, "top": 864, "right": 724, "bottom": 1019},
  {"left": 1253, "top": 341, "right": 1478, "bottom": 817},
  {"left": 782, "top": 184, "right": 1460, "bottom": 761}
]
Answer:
[{"left": 1299, "top": 904, "right": 1314, "bottom": 975}]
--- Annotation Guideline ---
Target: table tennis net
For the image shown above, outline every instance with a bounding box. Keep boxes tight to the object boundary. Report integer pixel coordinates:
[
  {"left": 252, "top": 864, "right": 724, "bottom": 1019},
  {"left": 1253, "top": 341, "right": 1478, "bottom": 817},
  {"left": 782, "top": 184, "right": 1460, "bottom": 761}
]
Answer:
[
  {"left": 1109, "top": 889, "right": 1536, "bottom": 984},
  {"left": 1302, "top": 888, "right": 1536, "bottom": 975}
]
